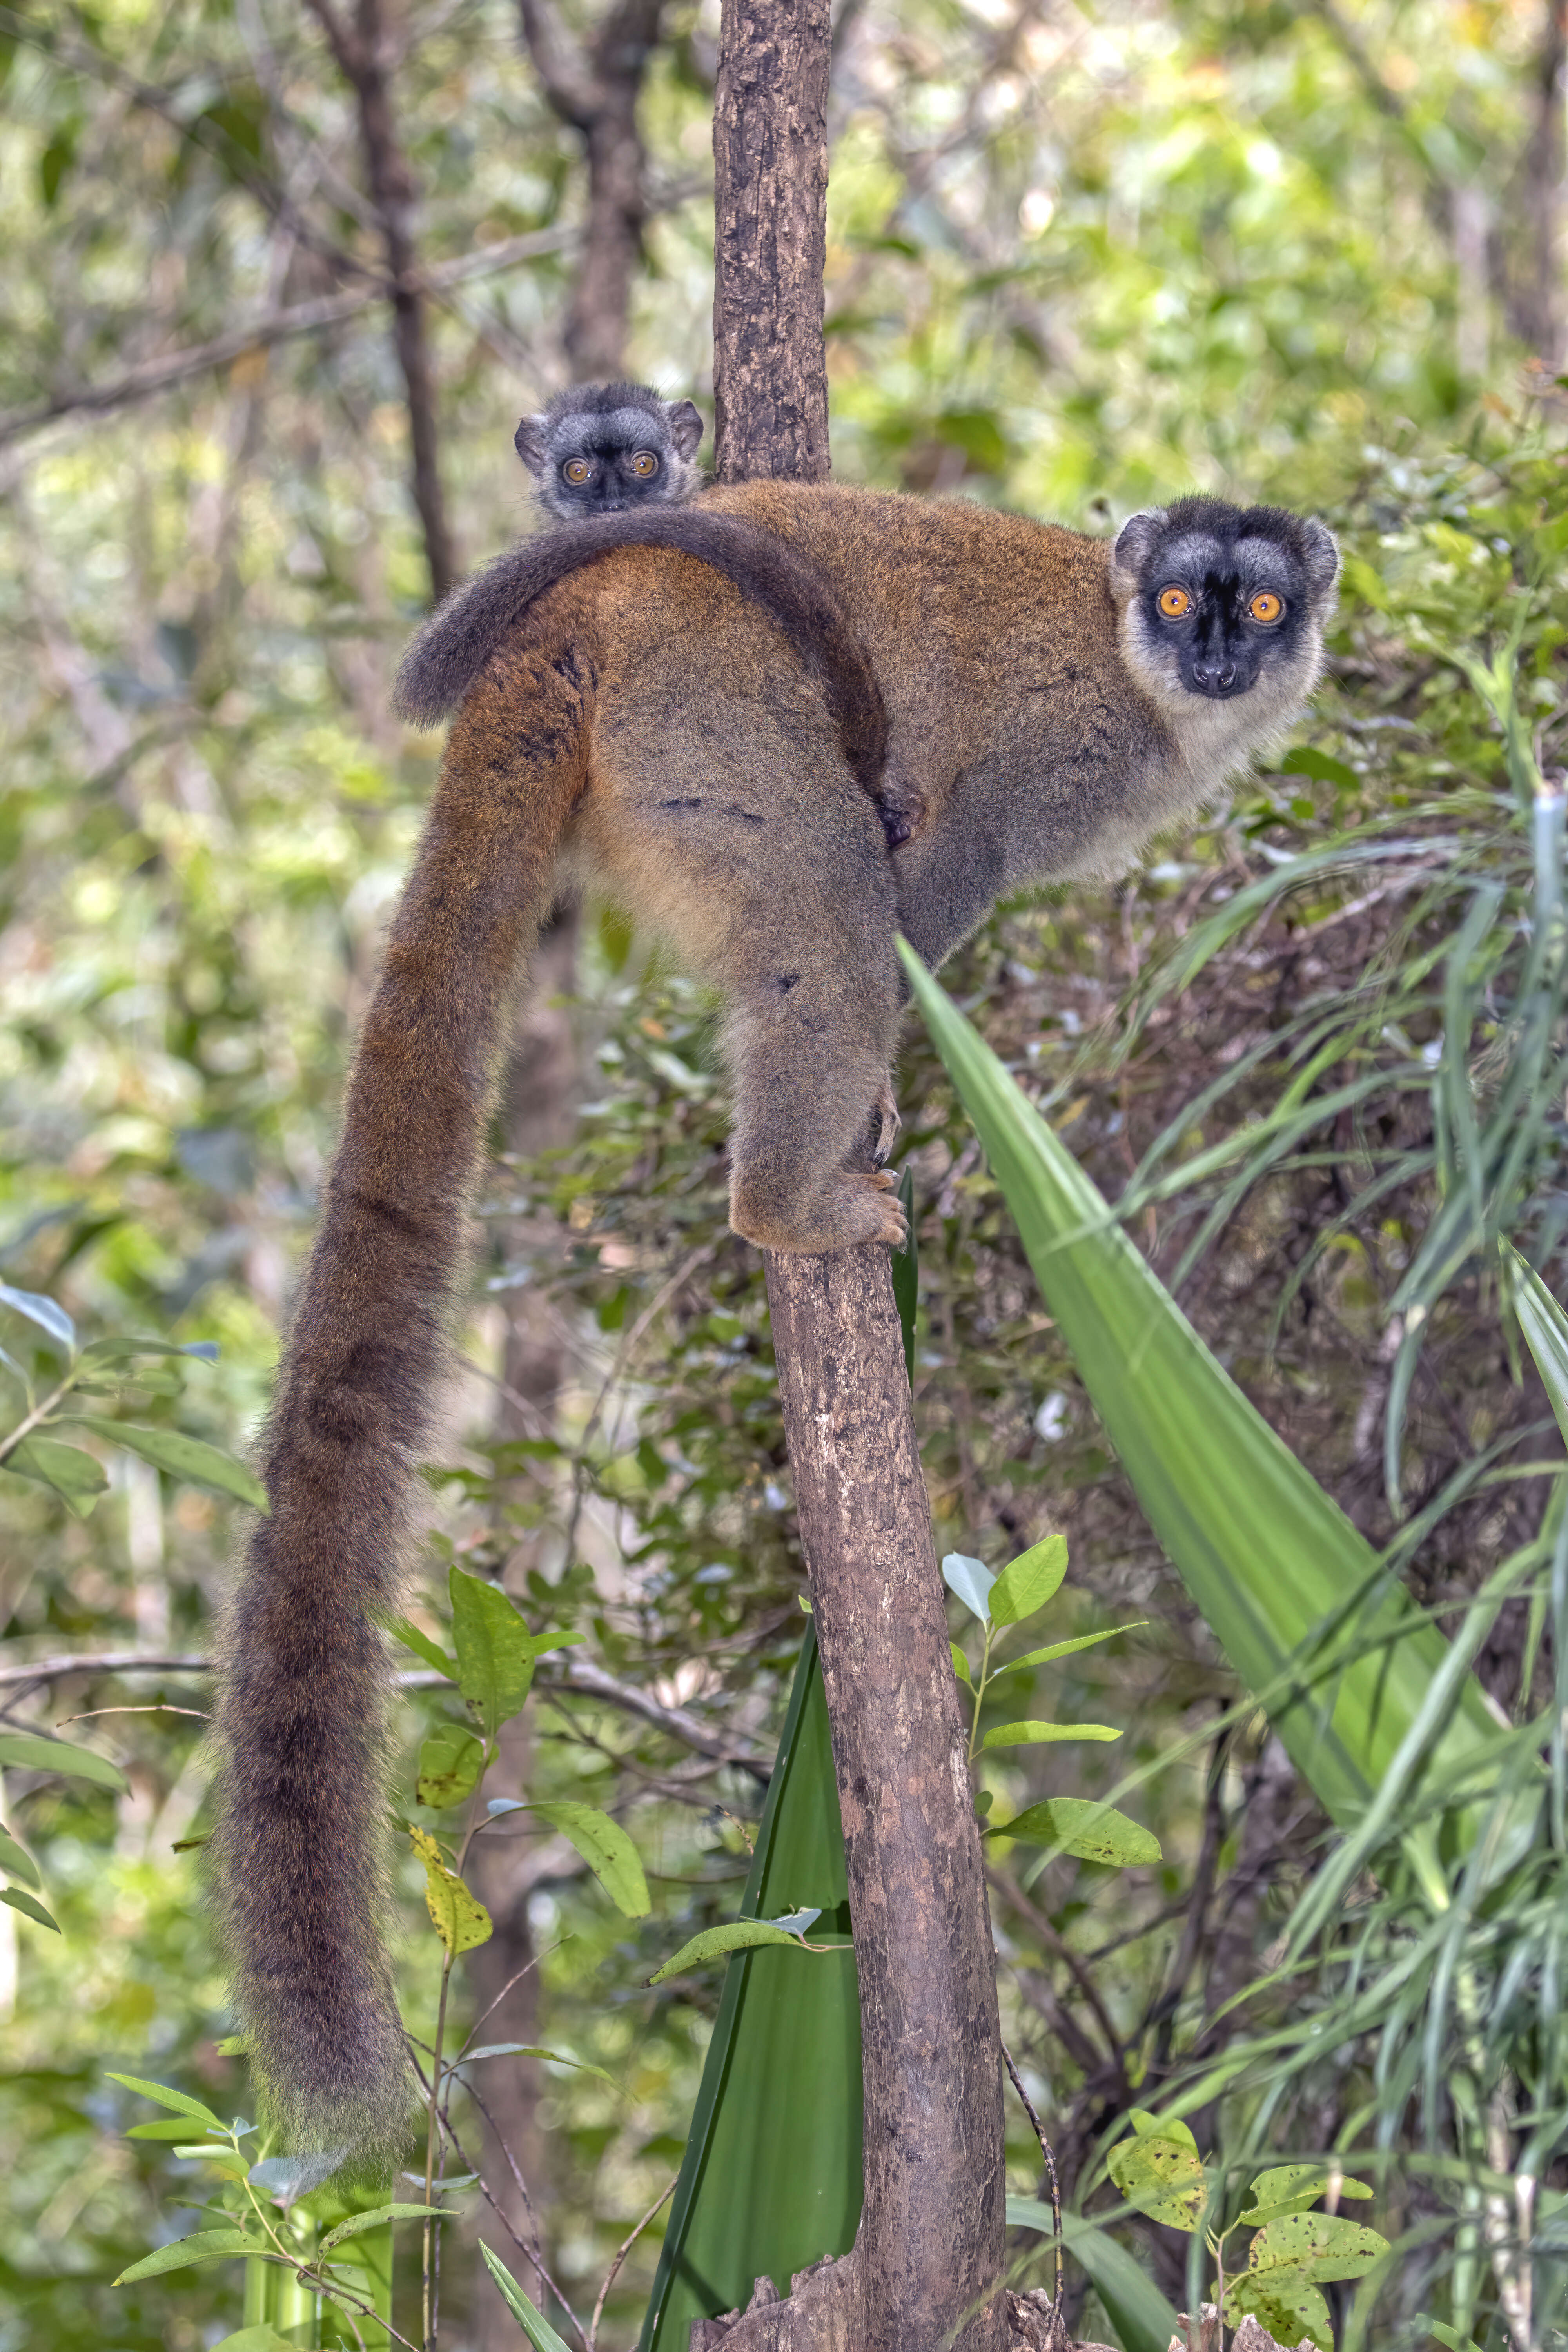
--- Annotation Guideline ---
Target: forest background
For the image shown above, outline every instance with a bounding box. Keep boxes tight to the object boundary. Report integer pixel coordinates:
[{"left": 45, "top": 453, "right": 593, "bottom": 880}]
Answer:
[{"left": 4, "top": 0, "right": 1568, "bottom": 2346}]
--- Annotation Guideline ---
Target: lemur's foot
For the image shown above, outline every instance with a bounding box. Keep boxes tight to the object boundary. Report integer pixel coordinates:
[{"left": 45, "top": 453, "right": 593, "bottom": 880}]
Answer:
[{"left": 730, "top": 1166, "right": 907, "bottom": 1253}]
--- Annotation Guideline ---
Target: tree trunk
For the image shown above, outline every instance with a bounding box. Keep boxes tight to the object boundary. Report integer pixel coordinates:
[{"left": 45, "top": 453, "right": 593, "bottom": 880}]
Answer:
[
  {"left": 304, "top": 0, "right": 457, "bottom": 601},
  {"left": 517, "top": 0, "right": 667, "bottom": 381},
  {"left": 706, "top": 4, "right": 1008, "bottom": 2347},
  {"left": 1514, "top": 0, "right": 1568, "bottom": 367}
]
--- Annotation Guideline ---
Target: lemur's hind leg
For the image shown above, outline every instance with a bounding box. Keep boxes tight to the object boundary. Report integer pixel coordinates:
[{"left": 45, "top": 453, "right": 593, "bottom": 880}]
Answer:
[{"left": 722, "top": 938, "right": 907, "bottom": 1252}]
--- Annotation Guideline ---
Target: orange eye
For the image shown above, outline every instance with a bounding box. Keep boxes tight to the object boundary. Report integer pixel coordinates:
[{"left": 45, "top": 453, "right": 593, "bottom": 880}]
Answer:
[
  {"left": 631, "top": 450, "right": 659, "bottom": 477},
  {"left": 1249, "top": 591, "right": 1284, "bottom": 624},
  {"left": 563, "top": 458, "right": 592, "bottom": 485},
  {"left": 1158, "top": 586, "right": 1191, "bottom": 618}
]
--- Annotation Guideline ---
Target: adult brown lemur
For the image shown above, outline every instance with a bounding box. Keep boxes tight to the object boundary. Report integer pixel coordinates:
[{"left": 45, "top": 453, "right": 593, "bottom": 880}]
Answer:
[{"left": 211, "top": 481, "right": 1339, "bottom": 2176}]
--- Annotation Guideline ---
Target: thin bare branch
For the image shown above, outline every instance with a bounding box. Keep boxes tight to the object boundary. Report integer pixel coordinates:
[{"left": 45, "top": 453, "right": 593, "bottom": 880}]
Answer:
[
  {"left": 0, "top": 229, "right": 574, "bottom": 448},
  {"left": 0, "top": 1648, "right": 771, "bottom": 1770}
]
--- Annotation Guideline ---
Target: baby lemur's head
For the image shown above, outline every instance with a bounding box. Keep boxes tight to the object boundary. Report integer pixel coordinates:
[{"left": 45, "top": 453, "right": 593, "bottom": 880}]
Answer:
[
  {"left": 515, "top": 382, "right": 705, "bottom": 521},
  {"left": 1110, "top": 495, "right": 1339, "bottom": 748}
]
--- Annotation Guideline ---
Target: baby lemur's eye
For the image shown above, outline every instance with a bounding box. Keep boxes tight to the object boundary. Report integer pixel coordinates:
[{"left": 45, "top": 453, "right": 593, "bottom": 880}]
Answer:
[
  {"left": 1158, "top": 586, "right": 1191, "bottom": 619},
  {"left": 1248, "top": 591, "right": 1284, "bottom": 623},
  {"left": 631, "top": 450, "right": 659, "bottom": 477},
  {"left": 563, "top": 458, "right": 592, "bottom": 485}
]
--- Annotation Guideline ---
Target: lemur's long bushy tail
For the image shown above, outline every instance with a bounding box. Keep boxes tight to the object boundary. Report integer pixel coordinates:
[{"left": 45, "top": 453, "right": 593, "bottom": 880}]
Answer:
[{"left": 209, "top": 637, "right": 592, "bottom": 2177}]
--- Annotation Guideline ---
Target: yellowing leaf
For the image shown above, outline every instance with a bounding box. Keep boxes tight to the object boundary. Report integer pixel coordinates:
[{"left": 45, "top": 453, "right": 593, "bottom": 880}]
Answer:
[
  {"left": 1107, "top": 2132, "right": 1208, "bottom": 2231},
  {"left": 409, "top": 1827, "right": 491, "bottom": 1954},
  {"left": 416, "top": 1723, "right": 485, "bottom": 1809}
]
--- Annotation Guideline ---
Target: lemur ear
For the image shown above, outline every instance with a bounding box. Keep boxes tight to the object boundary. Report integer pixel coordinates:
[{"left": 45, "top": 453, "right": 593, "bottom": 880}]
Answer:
[
  {"left": 1109, "top": 509, "right": 1162, "bottom": 597},
  {"left": 1299, "top": 517, "right": 1340, "bottom": 597},
  {"left": 666, "top": 399, "right": 704, "bottom": 460},
  {"left": 514, "top": 414, "right": 549, "bottom": 475}
]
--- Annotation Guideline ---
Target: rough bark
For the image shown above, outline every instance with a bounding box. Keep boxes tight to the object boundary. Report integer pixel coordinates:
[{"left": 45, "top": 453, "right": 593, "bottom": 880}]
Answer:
[
  {"left": 303, "top": 0, "right": 457, "bottom": 600},
  {"left": 1511, "top": 0, "right": 1568, "bottom": 366},
  {"left": 518, "top": 0, "right": 666, "bottom": 380},
  {"left": 711, "top": 0, "right": 831, "bottom": 483},
  {"left": 705, "top": 9, "right": 1007, "bottom": 2341},
  {"left": 766, "top": 1256, "right": 1009, "bottom": 2352}
]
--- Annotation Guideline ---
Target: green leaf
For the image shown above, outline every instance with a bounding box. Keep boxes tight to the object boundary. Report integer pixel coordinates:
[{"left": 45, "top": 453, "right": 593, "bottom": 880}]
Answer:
[
  {"left": 64, "top": 1417, "right": 269, "bottom": 1512},
  {"left": 900, "top": 944, "right": 1511, "bottom": 1838},
  {"left": 1107, "top": 2131, "right": 1209, "bottom": 2231},
  {"left": 212, "top": 2330, "right": 301, "bottom": 2351},
  {"left": 128, "top": 2117, "right": 209, "bottom": 2140},
  {"left": 940, "top": 1552, "right": 995, "bottom": 1622},
  {"left": 950, "top": 1642, "right": 972, "bottom": 1686},
  {"left": 0, "top": 1823, "right": 41, "bottom": 1888},
  {"left": 0, "top": 1886, "right": 59, "bottom": 1931},
  {"left": 891, "top": 1165, "right": 918, "bottom": 1383},
  {"left": 449, "top": 1568, "right": 537, "bottom": 1736},
  {"left": 409, "top": 1826, "right": 491, "bottom": 1954},
  {"left": 1276, "top": 744, "right": 1359, "bottom": 791},
  {"left": 992, "top": 1797, "right": 1160, "bottom": 1867},
  {"left": 649, "top": 1920, "right": 819, "bottom": 1984},
  {"left": 1511, "top": 1247, "right": 1568, "bottom": 1450},
  {"left": 82, "top": 1337, "right": 220, "bottom": 1364},
  {"left": 318, "top": 2203, "right": 450, "bottom": 2252},
  {"left": 479, "top": 2242, "right": 573, "bottom": 2352},
  {"left": 107, "top": 2074, "right": 225, "bottom": 2129},
  {"left": 172, "top": 2143, "right": 251, "bottom": 2179},
  {"left": 387, "top": 1615, "right": 456, "bottom": 1677},
  {"left": 459, "top": 2043, "right": 616, "bottom": 2086},
  {"left": 527, "top": 1802, "right": 648, "bottom": 1916},
  {"left": 1008, "top": 2203, "right": 1178, "bottom": 2352},
  {"left": 980, "top": 1720, "right": 1120, "bottom": 1749},
  {"left": 0, "top": 1730, "right": 127, "bottom": 1790},
  {"left": 114, "top": 2229, "right": 266, "bottom": 2282},
  {"left": 989, "top": 1625, "right": 1142, "bottom": 1676},
  {"left": 641, "top": 1625, "right": 860, "bottom": 2352},
  {"left": 0, "top": 1281, "right": 75, "bottom": 1351},
  {"left": 501, "top": 1797, "right": 639, "bottom": 1910},
  {"left": 987, "top": 1534, "right": 1068, "bottom": 1625},
  {"left": 416, "top": 1723, "right": 486, "bottom": 1809},
  {"left": 6, "top": 1436, "right": 107, "bottom": 1515}
]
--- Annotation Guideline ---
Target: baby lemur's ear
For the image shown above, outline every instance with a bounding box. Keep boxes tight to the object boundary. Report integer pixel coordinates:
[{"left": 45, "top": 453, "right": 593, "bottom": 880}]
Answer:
[
  {"left": 514, "top": 414, "right": 549, "bottom": 476},
  {"left": 1109, "top": 509, "right": 1163, "bottom": 600},
  {"left": 666, "top": 399, "right": 704, "bottom": 460},
  {"left": 1299, "top": 516, "right": 1341, "bottom": 597}
]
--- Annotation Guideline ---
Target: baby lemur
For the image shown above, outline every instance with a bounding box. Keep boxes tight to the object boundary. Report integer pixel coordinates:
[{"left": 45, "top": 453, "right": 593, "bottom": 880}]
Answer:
[
  {"left": 212, "top": 482, "right": 1338, "bottom": 2174},
  {"left": 514, "top": 381, "right": 704, "bottom": 519}
]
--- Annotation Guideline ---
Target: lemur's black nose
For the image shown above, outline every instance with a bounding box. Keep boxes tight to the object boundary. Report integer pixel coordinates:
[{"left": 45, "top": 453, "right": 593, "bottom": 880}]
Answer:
[{"left": 1192, "top": 659, "right": 1238, "bottom": 695}]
